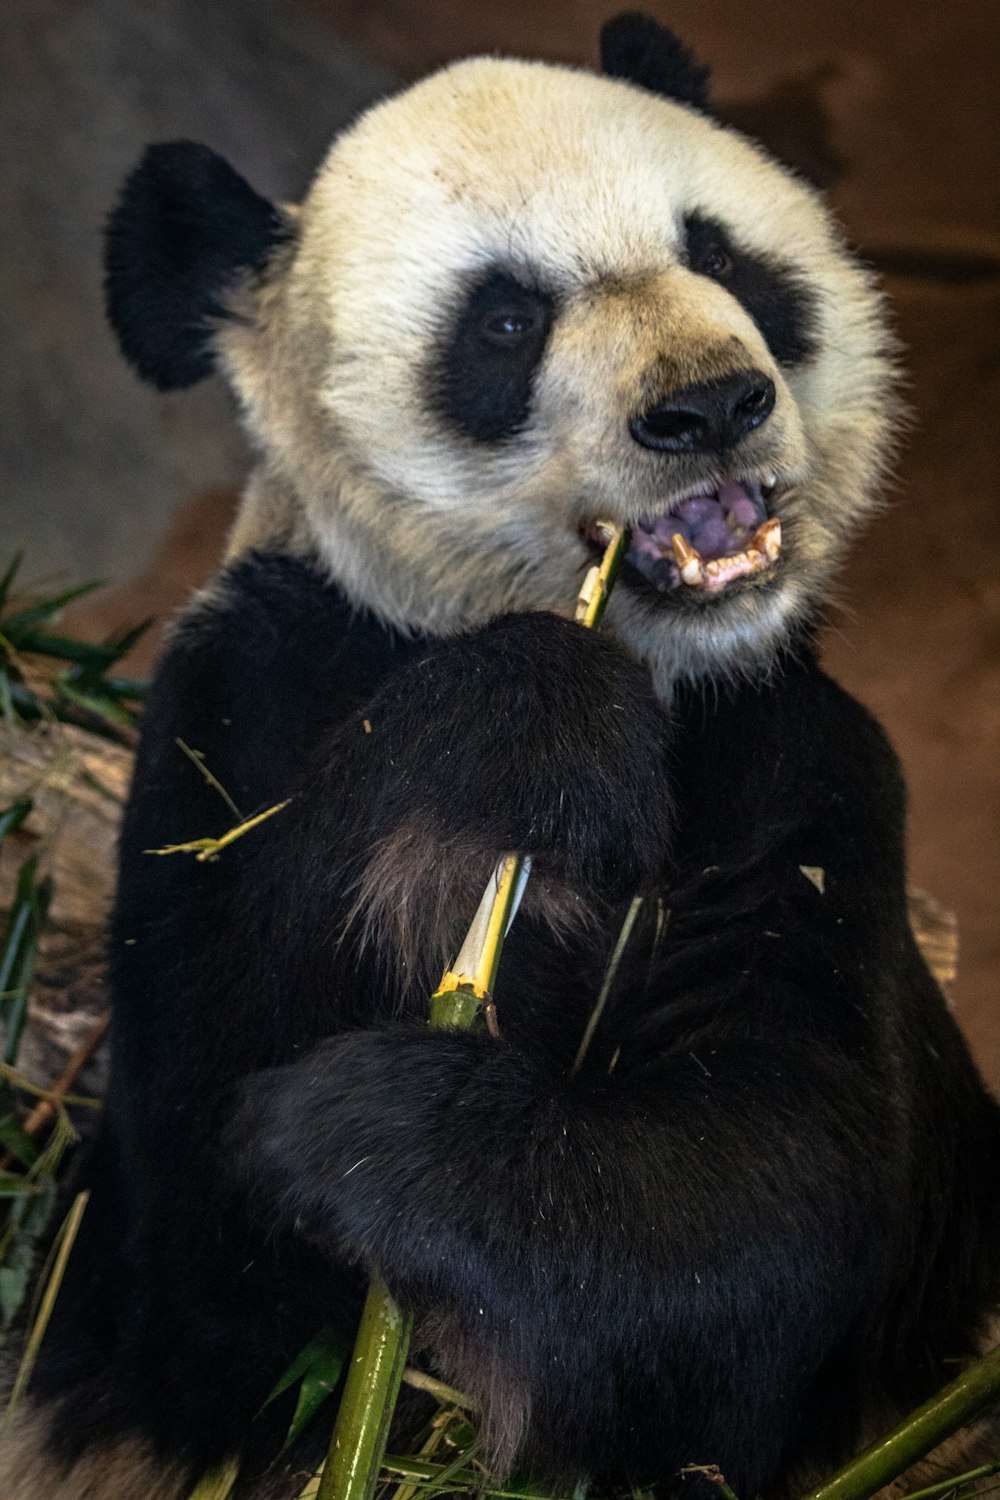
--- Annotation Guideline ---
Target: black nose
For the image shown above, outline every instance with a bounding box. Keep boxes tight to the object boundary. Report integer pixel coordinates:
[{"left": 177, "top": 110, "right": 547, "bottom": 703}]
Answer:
[{"left": 629, "top": 371, "right": 776, "bottom": 454}]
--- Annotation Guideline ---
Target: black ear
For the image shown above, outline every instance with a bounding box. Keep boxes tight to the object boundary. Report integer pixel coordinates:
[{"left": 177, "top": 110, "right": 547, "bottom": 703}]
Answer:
[
  {"left": 104, "top": 142, "right": 287, "bottom": 391},
  {"left": 599, "top": 13, "right": 712, "bottom": 114}
]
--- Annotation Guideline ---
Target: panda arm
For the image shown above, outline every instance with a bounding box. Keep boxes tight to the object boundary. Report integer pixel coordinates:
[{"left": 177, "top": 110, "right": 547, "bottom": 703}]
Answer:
[
  {"left": 234, "top": 657, "right": 953, "bottom": 1482},
  {"left": 110, "top": 552, "right": 673, "bottom": 1115},
  {"left": 87, "top": 551, "right": 678, "bottom": 1462},
  {"left": 242, "top": 1019, "right": 894, "bottom": 1481}
]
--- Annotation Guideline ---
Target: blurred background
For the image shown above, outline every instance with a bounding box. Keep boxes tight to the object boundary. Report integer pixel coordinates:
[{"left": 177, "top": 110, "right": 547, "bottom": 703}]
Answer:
[{"left": 3, "top": 1, "right": 998, "bottom": 1080}]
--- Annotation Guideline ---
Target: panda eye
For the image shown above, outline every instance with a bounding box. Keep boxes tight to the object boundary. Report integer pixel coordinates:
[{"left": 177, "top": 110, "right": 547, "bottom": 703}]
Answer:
[
  {"left": 700, "top": 246, "right": 732, "bottom": 277},
  {"left": 481, "top": 310, "right": 541, "bottom": 343},
  {"left": 438, "top": 268, "right": 556, "bottom": 441}
]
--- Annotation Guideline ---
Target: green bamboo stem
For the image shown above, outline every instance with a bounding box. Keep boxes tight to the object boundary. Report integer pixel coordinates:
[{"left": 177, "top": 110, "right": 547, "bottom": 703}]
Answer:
[
  {"left": 380, "top": 1453, "right": 568, "bottom": 1498},
  {"left": 802, "top": 1342, "right": 1000, "bottom": 1500},
  {"left": 315, "top": 863, "right": 522, "bottom": 1500},
  {"left": 317, "top": 1282, "right": 413, "bottom": 1500},
  {"left": 903, "top": 1460, "right": 1000, "bottom": 1500},
  {"left": 316, "top": 527, "right": 626, "bottom": 1500}
]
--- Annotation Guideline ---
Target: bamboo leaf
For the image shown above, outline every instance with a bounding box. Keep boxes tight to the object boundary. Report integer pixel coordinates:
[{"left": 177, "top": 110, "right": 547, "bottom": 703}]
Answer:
[
  {"left": 0, "top": 799, "right": 32, "bottom": 843},
  {"left": 0, "top": 580, "right": 102, "bottom": 635},
  {"left": 264, "top": 1326, "right": 348, "bottom": 1451},
  {"left": 0, "top": 1111, "right": 76, "bottom": 1329},
  {"left": 0, "top": 1113, "right": 40, "bottom": 1167},
  {"left": 103, "top": 674, "right": 149, "bottom": 699},
  {"left": 0, "top": 668, "right": 16, "bottom": 726},
  {"left": 0, "top": 555, "right": 24, "bottom": 612},
  {"left": 0, "top": 860, "right": 51, "bottom": 1066},
  {"left": 9, "top": 630, "right": 124, "bottom": 671},
  {"left": 186, "top": 1457, "right": 241, "bottom": 1500},
  {"left": 0, "top": 1180, "right": 57, "bottom": 1326},
  {"left": 0, "top": 1172, "right": 41, "bottom": 1197},
  {"left": 903, "top": 1462, "right": 1000, "bottom": 1500},
  {"left": 379, "top": 1455, "right": 577, "bottom": 1499},
  {"left": 2, "top": 1190, "right": 88, "bottom": 1427},
  {"left": 103, "top": 617, "right": 153, "bottom": 664},
  {"left": 54, "top": 672, "right": 133, "bottom": 728}
]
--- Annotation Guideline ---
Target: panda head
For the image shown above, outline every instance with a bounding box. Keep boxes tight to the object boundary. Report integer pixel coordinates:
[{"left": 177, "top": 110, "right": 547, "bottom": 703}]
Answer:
[{"left": 105, "top": 14, "right": 899, "bottom": 690}]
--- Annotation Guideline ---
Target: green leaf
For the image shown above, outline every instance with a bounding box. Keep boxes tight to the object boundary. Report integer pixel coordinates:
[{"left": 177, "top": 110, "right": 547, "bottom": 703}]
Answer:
[
  {"left": 0, "top": 858, "right": 51, "bottom": 1066},
  {"left": 265, "top": 1326, "right": 348, "bottom": 1451},
  {"left": 0, "top": 1175, "right": 56, "bottom": 1328},
  {"left": 0, "top": 878, "right": 33, "bottom": 1001},
  {"left": 0, "top": 668, "right": 16, "bottom": 727},
  {"left": 0, "top": 555, "right": 24, "bottom": 612},
  {"left": 0, "top": 800, "right": 32, "bottom": 843},
  {"left": 103, "top": 617, "right": 152, "bottom": 663},
  {"left": 54, "top": 673, "right": 133, "bottom": 728},
  {"left": 0, "top": 1172, "right": 41, "bottom": 1197},
  {"left": 10, "top": 630, "right": 124, "bottom": 671},
  {"left": 103, "top": 675, "right": 149, "bottom": 700},
  {"left": 0, "top": 1114, "right": 40, "bottom": 1167},
  {"left": 1, "top": 580, "right": 102, "bottom": 636},
  {"left": 0, "top": 1112, "right": 76, "bottom": 1329}
]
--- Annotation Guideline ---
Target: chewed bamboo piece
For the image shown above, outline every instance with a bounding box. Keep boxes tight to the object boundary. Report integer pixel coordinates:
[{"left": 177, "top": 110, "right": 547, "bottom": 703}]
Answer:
[{"left": 314, "top": 523, "right": 626, "bottom": 1500}]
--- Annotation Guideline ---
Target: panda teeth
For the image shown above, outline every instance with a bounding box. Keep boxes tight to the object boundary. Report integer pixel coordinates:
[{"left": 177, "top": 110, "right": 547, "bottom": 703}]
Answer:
[
  {"left": 757, "top": 517, "right": 782, "bottom": 560},
  {"left": 670, "top": 532, "right": 705, "bottom": 586},
  {"left": 671, "top": 518, "right": 782, "bottom": 591}
]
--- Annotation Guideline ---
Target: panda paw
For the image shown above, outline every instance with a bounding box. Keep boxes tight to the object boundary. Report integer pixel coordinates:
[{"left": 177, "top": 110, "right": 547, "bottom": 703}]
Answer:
[
  {"left": 235, "top": 1026, "right": 513, "bottom": 1282},
  {"left": 354, "top": 611, "right": 673, "bottom": 902}
]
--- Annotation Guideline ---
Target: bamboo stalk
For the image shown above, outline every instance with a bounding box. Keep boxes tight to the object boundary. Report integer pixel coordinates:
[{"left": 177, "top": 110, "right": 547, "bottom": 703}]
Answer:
[
  {"left": 903, "top": 1460, "right": 1000, "bottom": 1500},
  {"left": 316, "top": 1282, "right": 413, "bottom": 1500},
  {"left": 570, "top": 893, "right": 643, "bottom": 1076},
  {"left": 316, "top": 525, "right": 626, "bottom": 1500},
  {"left": 2, "top": 1189, "right": 89, "bottom": 1429},
  {"left": 801, "top": 1343, "right": 1000, "bottom": 1500}
]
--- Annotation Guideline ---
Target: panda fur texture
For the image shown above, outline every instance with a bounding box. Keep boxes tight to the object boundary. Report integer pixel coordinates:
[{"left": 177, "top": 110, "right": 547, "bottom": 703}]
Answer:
[{"left": 7, "top": 14, "right": 1000, "bottom": 1500}]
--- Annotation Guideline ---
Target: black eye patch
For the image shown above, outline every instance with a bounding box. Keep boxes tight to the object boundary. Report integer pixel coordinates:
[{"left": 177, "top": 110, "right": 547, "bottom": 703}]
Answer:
[
  {"left": 434, "top": 269, "right": 556, "bottom": 441},
  {"left": 683, "top": 214, "right": 818, "bottom": 367}
]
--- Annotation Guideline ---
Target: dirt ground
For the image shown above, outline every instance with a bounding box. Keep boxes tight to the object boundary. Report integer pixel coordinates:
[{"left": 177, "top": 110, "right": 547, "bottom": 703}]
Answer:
[{"left": 57, "top": 3, "right": 999, "bottom": 1081}]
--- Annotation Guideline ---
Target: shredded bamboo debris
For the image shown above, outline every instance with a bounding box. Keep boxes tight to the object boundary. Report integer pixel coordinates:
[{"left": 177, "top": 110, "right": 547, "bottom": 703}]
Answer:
[{"left": 146, "top": 798, "right": 291, "bottom": 862}]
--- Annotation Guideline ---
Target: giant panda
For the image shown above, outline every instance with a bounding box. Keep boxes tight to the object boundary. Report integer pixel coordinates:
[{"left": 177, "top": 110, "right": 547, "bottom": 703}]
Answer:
[{"left": 5, "top": 13, "right": 999, "bottom": 1500}]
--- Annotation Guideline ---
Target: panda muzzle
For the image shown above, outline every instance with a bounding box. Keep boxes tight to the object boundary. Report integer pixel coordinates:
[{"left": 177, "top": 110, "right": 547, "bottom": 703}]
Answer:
[{"left": 624, "top": 475, "right": 782, "bottom": 594}]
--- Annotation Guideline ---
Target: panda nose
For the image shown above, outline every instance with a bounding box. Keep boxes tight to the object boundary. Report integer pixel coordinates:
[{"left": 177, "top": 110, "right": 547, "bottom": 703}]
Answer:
[{"left": 629, "top": 371, "right": 776, "bottom": 454}]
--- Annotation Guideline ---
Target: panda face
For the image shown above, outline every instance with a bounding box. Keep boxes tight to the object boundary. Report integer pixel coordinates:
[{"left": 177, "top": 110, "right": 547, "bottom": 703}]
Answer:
[{"left": 213, "top": 56, "right": 899, "bottom": 689}]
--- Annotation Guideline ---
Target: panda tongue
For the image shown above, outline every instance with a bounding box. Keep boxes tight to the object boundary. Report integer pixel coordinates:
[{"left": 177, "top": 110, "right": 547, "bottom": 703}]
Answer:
[{"left": 640, "top": 480, "right": 767, "bottom": 562}]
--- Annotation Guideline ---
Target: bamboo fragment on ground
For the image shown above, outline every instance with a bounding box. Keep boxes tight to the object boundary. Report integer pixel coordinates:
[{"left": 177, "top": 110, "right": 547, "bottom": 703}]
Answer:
[{"left": 0, "top": 1011, "right": 109, "bottom": 1173}]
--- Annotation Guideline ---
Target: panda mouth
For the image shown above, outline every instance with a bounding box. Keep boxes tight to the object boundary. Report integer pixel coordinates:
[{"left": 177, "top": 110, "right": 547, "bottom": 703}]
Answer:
[{"left": 617, "top": 475, "right": 782, "bottom": 595}]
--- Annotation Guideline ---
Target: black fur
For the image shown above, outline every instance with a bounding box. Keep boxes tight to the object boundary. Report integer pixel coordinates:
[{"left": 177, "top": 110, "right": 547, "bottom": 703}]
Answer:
[
  {"left": 434, "top": 268, "right": 557, "bottom": 441},
  {"left": 600, "top": 13, "right": 712, "bottom": 114},
  {"left": 34, "top": 551, "right": 1000, "bottom": 1495},
  {"left": 684, "top": 214, "right": 818, "bottom": 367},
  {"left": 104, "top": 142, "right": 287, "bottom": 390}
]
